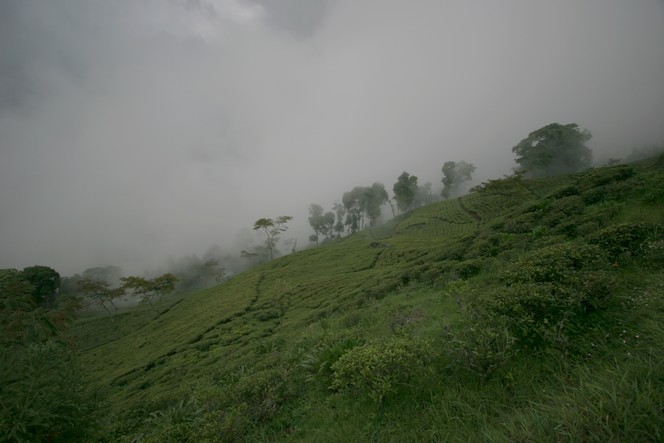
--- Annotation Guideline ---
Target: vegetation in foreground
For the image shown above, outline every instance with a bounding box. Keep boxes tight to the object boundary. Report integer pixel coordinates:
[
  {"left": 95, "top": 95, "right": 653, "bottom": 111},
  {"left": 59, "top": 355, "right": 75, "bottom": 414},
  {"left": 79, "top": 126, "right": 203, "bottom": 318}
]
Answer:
[{"left": 3, "top": 154, "right": 664, "bottom": 441}]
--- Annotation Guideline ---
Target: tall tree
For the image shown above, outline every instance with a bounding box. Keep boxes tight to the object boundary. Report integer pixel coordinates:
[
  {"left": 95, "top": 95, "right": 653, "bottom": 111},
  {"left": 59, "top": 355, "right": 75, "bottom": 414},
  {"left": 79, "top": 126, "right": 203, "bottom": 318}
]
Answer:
[
  {"left": 77, "top": 278, "right": 123, "bottom": 314},
  {"left": 441, "top": 161, "right": 476, "bottom": 199},
  {"left": 365, "top": 183, "right": 389, "bottom": 226},
  {"left": 253, "top": 216, "right": 293, "bottom": 260},
  {"left": 393, "top": 171, "right": 419, "bottom": 213},
  {"left": 512, "top": 123, "right": 592, "bottom": 177},
  {"left": 342, "top": 184, "right": 388, "bottom": 233},
  {"left": 20, "top": 265, "right": 60, "bottom": 307},
  {"left": 342, "top": 188, "right": 365, "bottom": 233},
  {"left": 120, "top": 273, "right": 177, "bottom": 312},
  {"left": 308, "top": 204, "right": 335, "bottom": 245},
  {"left": 332, "top": 201, "right": 347, "bottom": 238}
]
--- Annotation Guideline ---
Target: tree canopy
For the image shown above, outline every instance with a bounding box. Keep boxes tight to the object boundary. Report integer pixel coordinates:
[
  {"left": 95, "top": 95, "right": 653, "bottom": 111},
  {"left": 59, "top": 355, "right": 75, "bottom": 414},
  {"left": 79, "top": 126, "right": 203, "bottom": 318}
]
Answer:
[
  {"left": 253, "top": 216, "right": 293, "bottom": 260},
  {"left": 393, "top": 172, "right": 419, "bottom": 213},
  {"left": 512, "top": 123, "right": 592, "bottom": 177},
  {"left": 308, "top": 204, "right": 335, "bottom": 245},
  {"left": 441, "top": 161, "right": 476, "bottom": 199},
  {"left": 342, "top": 183, "right": 389, "bottom": 233}
]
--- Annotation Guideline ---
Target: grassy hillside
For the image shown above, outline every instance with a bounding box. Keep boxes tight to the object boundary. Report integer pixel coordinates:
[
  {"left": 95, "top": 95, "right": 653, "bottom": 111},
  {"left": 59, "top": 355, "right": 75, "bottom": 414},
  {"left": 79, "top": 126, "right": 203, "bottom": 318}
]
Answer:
[{"left": 75, "top": 157, "right": 664, "bottom": 442}]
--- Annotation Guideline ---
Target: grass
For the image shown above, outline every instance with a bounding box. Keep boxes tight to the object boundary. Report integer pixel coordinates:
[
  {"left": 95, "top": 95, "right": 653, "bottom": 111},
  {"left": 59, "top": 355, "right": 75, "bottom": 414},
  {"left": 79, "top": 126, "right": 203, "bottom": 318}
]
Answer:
[{"left": 71, "top": 156, "right": 664, "bottom": 442}]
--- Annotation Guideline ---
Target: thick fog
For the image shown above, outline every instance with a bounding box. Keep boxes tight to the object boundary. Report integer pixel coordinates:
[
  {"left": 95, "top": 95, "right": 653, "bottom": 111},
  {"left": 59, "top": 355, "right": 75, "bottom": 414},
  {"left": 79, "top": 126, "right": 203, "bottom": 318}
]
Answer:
[{"left": 1, "top": 0, "right": 663, "bottom": 275}]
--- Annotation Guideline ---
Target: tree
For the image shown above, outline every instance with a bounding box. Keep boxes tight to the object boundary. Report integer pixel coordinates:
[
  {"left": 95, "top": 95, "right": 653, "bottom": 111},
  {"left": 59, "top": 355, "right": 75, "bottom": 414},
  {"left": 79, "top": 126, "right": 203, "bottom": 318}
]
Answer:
[
  {"left": 512, "top": 123, "right": 592, "bottom": 178},
  {"left": 365, "top": 183, "right": 389, "bottom": 226},
  {"left": 441, "top": 161, "right": 476, "bottom": 199},
  {"left": 393, "top": 171, "right": 419, "bottom": 213},
  {"left": 253, "top": 216, "right": 293, "bottom": 260},
  {"left": 199, "top": 258, "right": 226, "bottom": 287},
  {"left": 77, "top": 278, "right": 123, "bottom": 313},
  {"left": 308, "top": 204, "right": 335, "bottom": 246},
  {"left": 332, "top": 201, "right": 347, "bottom": 238},
  {"left": 120, "top": 273, "right": 177, "bottom": 312},
  {"left": 21, "top": 265, "right": 61, "bottom": 307},
  {"left": 341, "top": 183, "right": 388, "bottom": 233},
  {"left": 82, "top": 265, "right": 123, "bottom": 286}
]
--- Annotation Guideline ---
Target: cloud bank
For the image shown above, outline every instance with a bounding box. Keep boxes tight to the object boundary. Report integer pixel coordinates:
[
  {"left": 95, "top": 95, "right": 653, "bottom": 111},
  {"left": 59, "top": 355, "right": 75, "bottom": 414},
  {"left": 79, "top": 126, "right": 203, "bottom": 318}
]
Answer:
[{"left": 1, "top": 0, "right": 663, "bottom": 274}]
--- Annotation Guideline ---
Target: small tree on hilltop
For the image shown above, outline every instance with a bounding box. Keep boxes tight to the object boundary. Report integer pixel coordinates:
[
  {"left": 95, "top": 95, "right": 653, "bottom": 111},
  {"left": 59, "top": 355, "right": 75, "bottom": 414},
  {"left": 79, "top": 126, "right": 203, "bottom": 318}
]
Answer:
[
  {"left": 393, "top": 171, "right": 419, "bottom": 213},
  {"left": 121, "top": 273, "right": 177, "bottom": 313},
  {"left": 253, "top": 216, "right": 293, "bottom": 260},
  {"left": 512, "top": 123, "right": 592, "bottom": 178},
  {"left": 441, "top": 161, "right": 476, "bottom": 199},
  {"left": 308, "top": 204, "right": 335, "bottom": 246}
]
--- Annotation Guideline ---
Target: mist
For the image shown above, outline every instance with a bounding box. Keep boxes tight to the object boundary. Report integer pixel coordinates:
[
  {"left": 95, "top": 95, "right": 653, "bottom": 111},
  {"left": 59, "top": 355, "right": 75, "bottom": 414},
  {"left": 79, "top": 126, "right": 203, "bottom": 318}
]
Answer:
[{"left": 1, "top": 0, "right": 663, "bottom": 276}]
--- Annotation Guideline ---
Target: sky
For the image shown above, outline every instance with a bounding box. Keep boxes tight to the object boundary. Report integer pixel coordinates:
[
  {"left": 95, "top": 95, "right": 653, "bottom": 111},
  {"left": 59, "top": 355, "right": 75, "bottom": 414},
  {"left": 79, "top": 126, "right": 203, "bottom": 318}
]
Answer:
[{"left": 1, "top": 0, "right": 663, "bottom": 276}]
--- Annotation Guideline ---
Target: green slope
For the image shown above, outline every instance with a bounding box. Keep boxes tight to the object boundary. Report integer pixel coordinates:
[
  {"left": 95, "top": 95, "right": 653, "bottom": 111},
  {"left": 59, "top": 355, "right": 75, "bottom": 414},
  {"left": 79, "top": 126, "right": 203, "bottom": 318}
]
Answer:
[{"left": 75, "top": 157, "right": 664, "bottom": 442}]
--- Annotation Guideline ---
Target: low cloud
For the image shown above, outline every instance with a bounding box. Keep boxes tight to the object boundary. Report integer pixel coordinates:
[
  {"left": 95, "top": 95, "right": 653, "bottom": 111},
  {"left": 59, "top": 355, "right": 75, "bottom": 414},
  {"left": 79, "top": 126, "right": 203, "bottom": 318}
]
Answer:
[{"left": 1, "top": 0, "right": 663, "bottom": 275}]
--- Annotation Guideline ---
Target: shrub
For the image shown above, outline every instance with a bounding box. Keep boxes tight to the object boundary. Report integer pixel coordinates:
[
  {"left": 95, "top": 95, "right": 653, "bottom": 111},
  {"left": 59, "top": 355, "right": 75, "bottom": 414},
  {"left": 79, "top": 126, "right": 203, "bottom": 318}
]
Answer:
[
  {"left": 484, "top": 280, "right": 612, "bottom": 350},
  {"left": 0, "top": 342, "right": 97, "bottom": 442},
  {"left": 580, "top": 165, "right": 636, "bottom": 188},
  {"left": 331, "top": 339, "right": 430, "bottom": 403},
  {"left": 229, "top": 368, "right": 295, "bottom": 423},
  {"left": 449, "top": 321, "right": 516, "bottom": 379},
  {"left": 490, "top": 242, "right": 614, "bottom": 351},
  {"left": 551, "top": 185, "right": 580, "bottom": 199},
  {"left": 587, "top": 223, "right": 659, "bottom": 260},
  {"left": 300, "top": 337, "right": 364, "bottom": 387},
  {"left": 453, "top": 259, "right": 484, "bottom": 279},
  {"left": 499, "top": 243, "right": 607, "bottom": 285}
]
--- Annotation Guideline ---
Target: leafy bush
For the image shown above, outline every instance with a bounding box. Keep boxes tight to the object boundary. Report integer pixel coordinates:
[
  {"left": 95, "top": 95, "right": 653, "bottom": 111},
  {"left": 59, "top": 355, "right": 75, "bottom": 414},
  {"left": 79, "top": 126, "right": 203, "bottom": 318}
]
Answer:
[
  {"left": 229, "top": 368, "right": 296, "bottom": 423},
  {"left": 449, "top": 321, "right": 516, "bottom": 379},
  {"left": 587, "top": 223, "right": 659, "bottom": 260},
  {"left": 500, "top": 243, "right": 607, "bottom": 285},
  {"left": 453, "top": 259, "right": 484, "bottom": 279},
  {"left": 580, "top": 165, "right": 636, "bottom": 188},
  {"left": 487, "top": 242, "right": 615, "bottom": 351},
  {"left": 0, "top": 342, "right": 97, "bottom": 442},
  {"left": 550, "top": 185, "right": 580, "bottom": 199},
  {"left": 331, "top": 339, "right": 430, "bottom": 403},
  {"left": 300, "top": 337, "right": 364, "bottom": 387},
  {"left": 484, "top": 280, "right": 612, "bottom": 350}
]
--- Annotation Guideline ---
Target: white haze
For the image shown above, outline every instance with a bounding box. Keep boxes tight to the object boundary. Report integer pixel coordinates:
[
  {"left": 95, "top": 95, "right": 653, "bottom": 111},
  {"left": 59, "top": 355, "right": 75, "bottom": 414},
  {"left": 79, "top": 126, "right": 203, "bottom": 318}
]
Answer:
[{"left": 1, "top": 0, "right": 663, "bottom": 275}]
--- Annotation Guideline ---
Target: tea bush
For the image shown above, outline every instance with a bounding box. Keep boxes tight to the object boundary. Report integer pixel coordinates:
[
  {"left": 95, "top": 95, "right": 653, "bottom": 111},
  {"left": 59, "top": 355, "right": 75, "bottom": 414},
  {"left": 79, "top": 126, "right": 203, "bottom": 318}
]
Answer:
[
  {"left": 331, "top": 338, "right": 430, "bottom": 403},
  {"left": 499, "top": 243, "right": 607, "bottom": 285},
  {"left": 587, "top": 223, "right": 659, "bottom": 260}
]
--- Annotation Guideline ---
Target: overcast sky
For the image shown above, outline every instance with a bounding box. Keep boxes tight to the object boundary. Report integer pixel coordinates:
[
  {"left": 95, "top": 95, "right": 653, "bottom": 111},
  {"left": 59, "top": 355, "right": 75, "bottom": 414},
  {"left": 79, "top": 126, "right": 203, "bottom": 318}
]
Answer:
[{"left": 1, "top": 0, "right": 663, "bottom": 276}]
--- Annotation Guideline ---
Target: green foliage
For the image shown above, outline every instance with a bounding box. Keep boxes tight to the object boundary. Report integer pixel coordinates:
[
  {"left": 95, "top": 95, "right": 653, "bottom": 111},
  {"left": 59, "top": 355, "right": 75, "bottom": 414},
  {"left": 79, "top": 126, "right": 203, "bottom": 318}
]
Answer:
[
  {"left": 342, "top": 183, "right": 389, "bottom": 232},
  {"left": 308, "top": 203, "right": 335, "bottom": 245},
  {"left": 0, "top": 269, "right": 96, "bottom": 442},
  {"left": 587, "top": 223, "right": 660, "bottom": 261},
  {"left": 500, "top": 243, "right": 607, "bottom": 284},
  {"left": 253, "top": 215, "right": 293, "bottom": 260},
  {"left": 449, "top": 321, "right": 516, "bottom": 379},
  {"left": 512, "top": 122, "right": 592, "bottom": 177},
  {"left": 0, "top": 342, "right": 96, "bottom": 442},
  {"left": 393, "top": 171, "right": 419, "bottom": 213},
  {"left": 331, "top": 338, "right": 430, "bottom": 403},
  {"left": 121, "top": 273, "right": 178, "bottom": 311},
  {"left": 441, "top": 160, "right": 476, "bottom": 199},
  {"left": 20, "top": 266, "right": 61, "bottom": 307},
  {"left": 301, "top": 337, "right": 364, "bottom": 387}
]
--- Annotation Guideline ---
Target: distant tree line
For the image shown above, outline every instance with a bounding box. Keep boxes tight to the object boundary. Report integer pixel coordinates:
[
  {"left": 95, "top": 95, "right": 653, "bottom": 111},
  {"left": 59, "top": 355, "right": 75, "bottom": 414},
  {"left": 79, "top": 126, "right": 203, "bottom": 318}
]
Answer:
[{"left": 302, "top": 121, "right": 600, "bottom": 245}]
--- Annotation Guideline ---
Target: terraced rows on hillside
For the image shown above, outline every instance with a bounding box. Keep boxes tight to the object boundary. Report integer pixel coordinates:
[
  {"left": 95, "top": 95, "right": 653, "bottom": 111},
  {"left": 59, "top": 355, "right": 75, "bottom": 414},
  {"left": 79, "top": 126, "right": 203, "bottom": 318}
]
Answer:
[
  {"left": 71, "top": 157, "right": 664, "bottom": 441},
  {"left": 79, "top": 173, "right": 576, "bottom": 396}
]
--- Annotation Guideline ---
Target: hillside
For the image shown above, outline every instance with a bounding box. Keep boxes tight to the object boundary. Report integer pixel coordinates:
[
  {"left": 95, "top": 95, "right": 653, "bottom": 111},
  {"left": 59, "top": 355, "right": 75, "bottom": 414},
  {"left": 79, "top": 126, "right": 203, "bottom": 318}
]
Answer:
[{"left": 75, "top": 157, "right": 664, "bottom": 442}]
